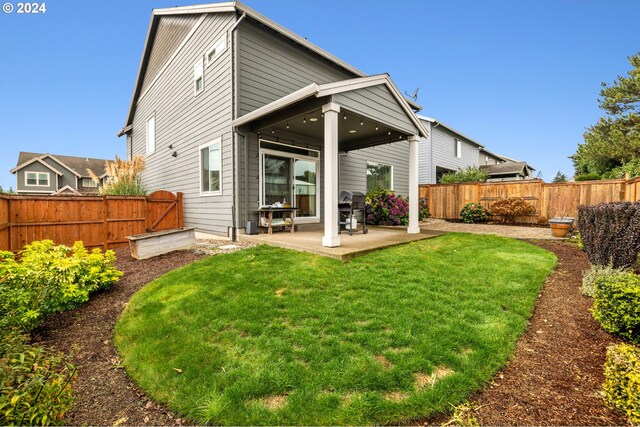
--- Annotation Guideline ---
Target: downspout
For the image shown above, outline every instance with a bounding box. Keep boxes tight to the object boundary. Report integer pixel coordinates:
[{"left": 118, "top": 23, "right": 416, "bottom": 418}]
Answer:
[{"left": 229, "top": 12, "right": 246, "bottom": 242}]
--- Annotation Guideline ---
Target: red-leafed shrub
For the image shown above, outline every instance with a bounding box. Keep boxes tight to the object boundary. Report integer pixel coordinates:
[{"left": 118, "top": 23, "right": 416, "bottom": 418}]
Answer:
[
  {"left": 577, "top": 202, "right": 640, "bottom": 268},
  {"left": 490, "top": 197, "right": 535, "bottom": 224}
]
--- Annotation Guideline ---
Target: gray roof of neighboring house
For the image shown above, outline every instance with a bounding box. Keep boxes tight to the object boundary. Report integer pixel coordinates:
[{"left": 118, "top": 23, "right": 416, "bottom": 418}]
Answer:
[
  {"left": 417, "top": 115, "right": 484, "bottom": 148},
  {"left": 479, "top": 147, "right": 512, "bottom": 162},
  {"left": 481, "top": 161, "right": 535, "bottom": 176},
  {"left": 12, "top": 152, "right": 111, "bottom": 178},
  {"left": 119, "top": 1, "right": 421, "bottom": 135}
]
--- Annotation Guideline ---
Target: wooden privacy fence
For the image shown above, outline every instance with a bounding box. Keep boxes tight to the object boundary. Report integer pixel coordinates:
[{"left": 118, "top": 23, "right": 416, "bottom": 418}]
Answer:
[
  {"left": 0, "top": 190, "right": 183, "bottom": 252},
  {"left": 419, "top": 178, "right": 640, "bottom": 224}
]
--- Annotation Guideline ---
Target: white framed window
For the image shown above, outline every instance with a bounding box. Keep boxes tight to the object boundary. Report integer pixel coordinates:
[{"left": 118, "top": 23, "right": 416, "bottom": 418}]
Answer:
[
  {"left": 456, "top": 139, "right": 462, "bottom": 158},
  {"left": 200, "top": 138, "right": 222, "bottom": 194},
  {"left": 194, "top": 57, "right": 204, "bottom": 96},
  {"left": 25, "top": 171, "right": 49, "bottom": 187},
  {"left": 366, "top": 161, "right": 393, "bottom": 192},
  {"left": 206, "top": 35, "right": 226, "bottom": 67},
  {"left": 146, "top": 114, "right": 156, "bottom": 156},
  {"left": 82, "top": 178, "right": 98, "bottom": 188}
]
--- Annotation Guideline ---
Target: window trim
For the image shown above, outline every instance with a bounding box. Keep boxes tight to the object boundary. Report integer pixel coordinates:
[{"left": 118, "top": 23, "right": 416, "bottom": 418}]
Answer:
[
  {"left": 199, "top": 137, "right": 223, "bottom": 196},
  {"left": 25, "top": 171, "right": 50, "bottom": 187},
  {"left": 366, "top": 161, "right": 394, "bottom": 191},
  {"left": 206, "top": 34, "right": 227, "bottom": 67},
  {"left": 456, "top": 139, "right": 462, "bottom": 159},
  {"left": 82, "top": 177, "right": 98, "bottom": 188},
  {"left": 146, "top": 113, "right": 156, "bottom": 156},
  {"left": 194, "top": 56, "right": 204, "bottom": 96}
]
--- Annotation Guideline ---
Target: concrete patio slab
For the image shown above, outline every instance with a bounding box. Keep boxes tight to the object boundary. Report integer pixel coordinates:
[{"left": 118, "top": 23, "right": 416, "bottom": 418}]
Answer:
[{"left": 238, "top": 227, "right": 446, "bottom": 261}]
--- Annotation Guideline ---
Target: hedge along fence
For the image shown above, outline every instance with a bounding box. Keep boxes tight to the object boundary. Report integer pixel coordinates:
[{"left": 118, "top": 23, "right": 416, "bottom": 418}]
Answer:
[
  {"left": 419, "top": 178, "right": 640, "bottom": 224},
  {"left": 0, "top": 190, "right": 183, "bottom": 252}
]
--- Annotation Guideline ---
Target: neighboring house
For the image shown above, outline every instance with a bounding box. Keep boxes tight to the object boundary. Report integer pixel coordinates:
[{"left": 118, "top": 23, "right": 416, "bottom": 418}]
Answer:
[
  {"left": 10, "top": 152, "right": 111, "bottom": 195},
  {"left": 117, "top": 2, "right": 428, "bottom": 247},
  {"left": 481, "top": 162, "right": 536, "bottom": 182},
  {"left": 479, "top": 147, "right": 508, "bottom": 166}
]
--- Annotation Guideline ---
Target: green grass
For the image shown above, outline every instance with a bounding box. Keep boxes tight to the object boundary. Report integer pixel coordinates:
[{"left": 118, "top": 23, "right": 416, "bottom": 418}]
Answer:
[{"left": 115, "top": 233, "right": 556, "bottom": 425}]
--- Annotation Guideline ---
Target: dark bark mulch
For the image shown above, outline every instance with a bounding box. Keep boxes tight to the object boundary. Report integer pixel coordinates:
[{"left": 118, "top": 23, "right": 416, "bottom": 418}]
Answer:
[
  {"left": 33, "top": 248, "right": 205, "bottom": 426},
  {"left": 32, "top": 241, "right": 628, "bottom": 426}
]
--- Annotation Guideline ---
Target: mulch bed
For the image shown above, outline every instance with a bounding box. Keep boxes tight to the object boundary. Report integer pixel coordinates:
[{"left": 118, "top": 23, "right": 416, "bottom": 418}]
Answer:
[{"left": 32, "top": 241, "right": 628, "bottom": 426}]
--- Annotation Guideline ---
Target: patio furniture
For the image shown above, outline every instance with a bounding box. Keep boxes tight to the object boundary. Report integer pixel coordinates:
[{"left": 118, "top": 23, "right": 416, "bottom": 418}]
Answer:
[{"left": 258, "top": 207, "right": 298, "bottom": 235}]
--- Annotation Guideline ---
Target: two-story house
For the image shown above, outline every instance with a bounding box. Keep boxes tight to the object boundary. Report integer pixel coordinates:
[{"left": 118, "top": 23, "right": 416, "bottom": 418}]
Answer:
[
  {"left": 117, "top": 2, "right": 428, "bottom": 247},
  {"left": 10, "top": 152, "right": 111, "bottom": 195}
]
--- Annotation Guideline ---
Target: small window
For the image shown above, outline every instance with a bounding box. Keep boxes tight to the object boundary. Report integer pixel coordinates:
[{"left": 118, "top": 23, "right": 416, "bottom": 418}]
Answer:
[
  {"left": 366, "top": 162, "right": 393, "bottom": 192},
  {"left": 25, "top": 171, "right": 49, "bottom": 186},
  {"left": 456, "top": 139, "right": 462, "bottom": 158},
  {"left": 146, "top": 114, "right": 156, "bottom": 155},
  {"left": 194, "top": 58, "right": 204, "bottom": 96},
  {"left": 200, "top": 138, "right": 222, "bottom": 194},
  {"left": 82, "top": 178, "right": 98, "bottom": 188},
  {"left": 206, "top": 35, "right": 226, "bottom": 66}
]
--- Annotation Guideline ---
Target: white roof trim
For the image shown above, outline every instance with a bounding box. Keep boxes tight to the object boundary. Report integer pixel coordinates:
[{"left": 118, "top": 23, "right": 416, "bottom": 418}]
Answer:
[
  {"left": 53, "top": 185, "right": 81, "bottom": 195},
  {"left": 232, "top": 75, "right": 428, "bottom": 138},
  {"left": 417, "top": 114, "right": 484, "bottom": 148},
  {"left": 10, "top": 156, "right": 64, "bottom": 176}
]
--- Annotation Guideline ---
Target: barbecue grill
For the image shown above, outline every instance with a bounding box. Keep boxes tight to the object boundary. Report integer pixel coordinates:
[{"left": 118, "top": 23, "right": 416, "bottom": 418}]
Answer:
[{"left": 338, "top": 190, "right": 368, "bottom": 235}]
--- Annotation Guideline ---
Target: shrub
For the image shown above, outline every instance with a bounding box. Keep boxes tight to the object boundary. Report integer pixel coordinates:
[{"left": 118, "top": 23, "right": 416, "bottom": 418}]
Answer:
[
  {"left": 575, "top": 173, "right": 602, "bottom": 181},
  {"left": 419, "top": 198, "right": 431, "bottom": 221},
  {"left": 0, "top": 240, "right": 122, "bottom": 333},
  {"left": 603, "top": 343, "right": 640, "bottom": 424},
  {"left": 592, "top": 273, "right": 640, "bottom": 343},
  {"left": 460, "top": 203, "right": 490, "bottom": 224},
  {"left": 0, "top": 333, "right": 76, "bottom": 426},
  {"left": 581, "top": 264, "right": 629, "bottom": 297},
  {"left": 439, "top": 166, "right": 488, "bottom": 184},
  {"left": 577, "top": 202, "right": 640, "bottom": 268},
  {"left": 365, "top": 189, "right": 408, "bottom": 226},
  {"left": 89, "top": 155, "right": 147, "bottom": 196},
  {"left": 490, "top": 197, "right": 535, "bottom": 224}
]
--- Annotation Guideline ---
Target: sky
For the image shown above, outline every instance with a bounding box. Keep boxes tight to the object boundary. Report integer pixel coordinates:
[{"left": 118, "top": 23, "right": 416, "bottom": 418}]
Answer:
[{"left": 1, "top": 0, "right": 639, "bottom": 189}]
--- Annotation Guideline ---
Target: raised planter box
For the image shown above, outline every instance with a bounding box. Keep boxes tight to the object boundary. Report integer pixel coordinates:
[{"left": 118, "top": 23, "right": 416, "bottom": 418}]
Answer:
[{"left": 127, "top": 227, "right": 196, "bottom": 260}]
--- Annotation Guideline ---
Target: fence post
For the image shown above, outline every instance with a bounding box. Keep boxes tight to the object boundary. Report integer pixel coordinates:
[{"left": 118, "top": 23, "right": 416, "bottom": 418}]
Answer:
[
  {"left": 7, "top": 196, "right": 12, "bottom": 252},
  {"left": 102, "top": 196, "right": 108, "bottom": 251},
  {"left": 177, "top": 192, "right": 184, "bottom": 228},
  {"left": 620, "top": 179, "right": 627, "bottom": 201},
  {"left": 537, "top": 180, "right": 544, "bottom": 223}
]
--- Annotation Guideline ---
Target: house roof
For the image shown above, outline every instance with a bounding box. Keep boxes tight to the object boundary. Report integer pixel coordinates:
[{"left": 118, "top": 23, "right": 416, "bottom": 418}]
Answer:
[
  {"left": 230, "top": 74, "right": 429, "bottom": 138},
  {"left": 417, "top": 115, "right": 484, "bottom": 148},
  {"left": 118, "top": 1, "right": 421, "bottom": 136},
  {"left": 479, "top": 147, "right": 511, "bottom": 163},
  {"left": 481, "top": 161, "right": 535, "bottom": 176},
  {"left": 11, "top": 152, "right": 111, "bottom": 178}
]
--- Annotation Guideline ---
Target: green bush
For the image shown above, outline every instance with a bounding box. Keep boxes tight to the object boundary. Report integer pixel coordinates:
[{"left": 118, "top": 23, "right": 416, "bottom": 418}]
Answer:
[
  {"left": 439, "top": 166, "right": 488, "bottom": 184},
  {"left": 603, "top": 343, "right": 640, "bottom": 424},
  {"left": 419, "top": 198, "right": 431, "bottom": 221},
  {"left": 0, "top": 333, "right": 76, "bottom": 426},
  {"left": 577, "top": 202, "right": 640, "bottom": 268},
  {"left": 592, "top": 273, "right": 640, "bottom": 343},
  {"left": 574, "top": 173, "right": 602, "bottom": 181},
  {"left": 490, "top": 197, "right": 536, "bottom": 224},
  {"left": 581, "top": 264, "right": 629, "bottom": 297},
  {"left": 0, "top": 240, "right": 122, "bottom": 333},
  {"left": 460, "top": 202, "right": 490, "bottom": 223}
]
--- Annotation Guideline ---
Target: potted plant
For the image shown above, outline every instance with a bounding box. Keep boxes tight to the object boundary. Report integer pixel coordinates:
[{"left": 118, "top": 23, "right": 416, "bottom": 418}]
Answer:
[{"left": 548, "top": 190, "right": 574, "bottom": 238}]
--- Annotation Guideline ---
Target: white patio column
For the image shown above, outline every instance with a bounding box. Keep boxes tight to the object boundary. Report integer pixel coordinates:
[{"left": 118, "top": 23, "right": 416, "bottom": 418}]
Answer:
[
  {"left": 408, "top": 134, "right": 420, "bottom": 234},
  {"left": 322, "top": 102, "right": 341, "bottom": 247}
]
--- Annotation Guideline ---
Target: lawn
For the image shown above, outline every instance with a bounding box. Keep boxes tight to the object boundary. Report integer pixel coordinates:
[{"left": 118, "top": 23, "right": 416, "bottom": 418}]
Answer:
[{"left": 115, "top": 233, "right": 556, "bottom": 425}]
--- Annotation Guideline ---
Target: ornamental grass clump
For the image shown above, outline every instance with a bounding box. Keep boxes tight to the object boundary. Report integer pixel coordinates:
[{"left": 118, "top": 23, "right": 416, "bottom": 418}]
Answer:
[
  {"left": 603, "top": 343, "right": 640, "bottom": 424},
  {"left": 89, "top": 155, "right": 147, "bottom": 196},
  {"left": 577, "top": 202, "right": 640, "bottom": 268}
]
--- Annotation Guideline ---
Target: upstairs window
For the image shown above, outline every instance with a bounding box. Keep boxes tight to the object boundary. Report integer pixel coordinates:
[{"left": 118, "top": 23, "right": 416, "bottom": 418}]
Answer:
[
  {"left": 82, "top": 178, "right": 98, "bottom": 188},
  {"left": 366, "top": 162, "right": 393, "bottom": 192},
  {"left": 455, "top": 139, "right": 462, "bottom": 158},
  {"left": 146, "top": 114, "right": 156, "bottom": 156},
  {"left": 200, "top": 138, "right": 222, "bottom": 194},
  {"left": 25, "top": 171, "right": 49, "bottom": 186},
  {"left": 206, "top": 35, "right": 226, "bottom": 66},
  {"left": 194, "top": 57, "right": 204, "bottom": 96}
]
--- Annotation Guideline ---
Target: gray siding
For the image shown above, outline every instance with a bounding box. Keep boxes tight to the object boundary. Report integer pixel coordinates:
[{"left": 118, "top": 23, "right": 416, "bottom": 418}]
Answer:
[
  {"left": 340, "top": 142, "right": 410, "bottom": 196},
  {"left": 419, "top": 122, "right": 480, "bottom": 184},
  {"left": 15, "top": 162, "right": 58, "bottom": 193},
  {"left": 236, "top": 20, "right": 356, "bottom": 116},
  {"left": 129, "top": 12, "right": 236, "bottom": 235},
  {"left": 331, "top": 85, "right": 415, "bottom": 135},
  {"left": 42, "top": 158, "right": 77, "bottom": 190},
  {"left": 418, "top": 121, "right": 432, "bottom": 185},
  {"left": 141, "top": 15, "right": 201, "bottom": 95}
]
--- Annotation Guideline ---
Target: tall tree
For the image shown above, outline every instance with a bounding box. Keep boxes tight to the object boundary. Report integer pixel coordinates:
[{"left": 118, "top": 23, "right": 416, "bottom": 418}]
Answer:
[
  {"left": 571, "top": 52, "right": 640, "bottom": 177},
  {"left": 552, "top": 171, "right": 567, "bottom": 183}
]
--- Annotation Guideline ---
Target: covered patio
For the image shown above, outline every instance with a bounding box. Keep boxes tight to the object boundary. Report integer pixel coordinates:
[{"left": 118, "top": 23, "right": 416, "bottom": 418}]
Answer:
[{"left": 232, "top": 74, "right": 429, "bottom": 248}]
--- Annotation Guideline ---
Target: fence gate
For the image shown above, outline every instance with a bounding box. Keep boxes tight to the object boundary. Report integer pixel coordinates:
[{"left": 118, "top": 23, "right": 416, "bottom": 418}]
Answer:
[{"left": 145, "top": 190, "right": 183, "bottom": 232}]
